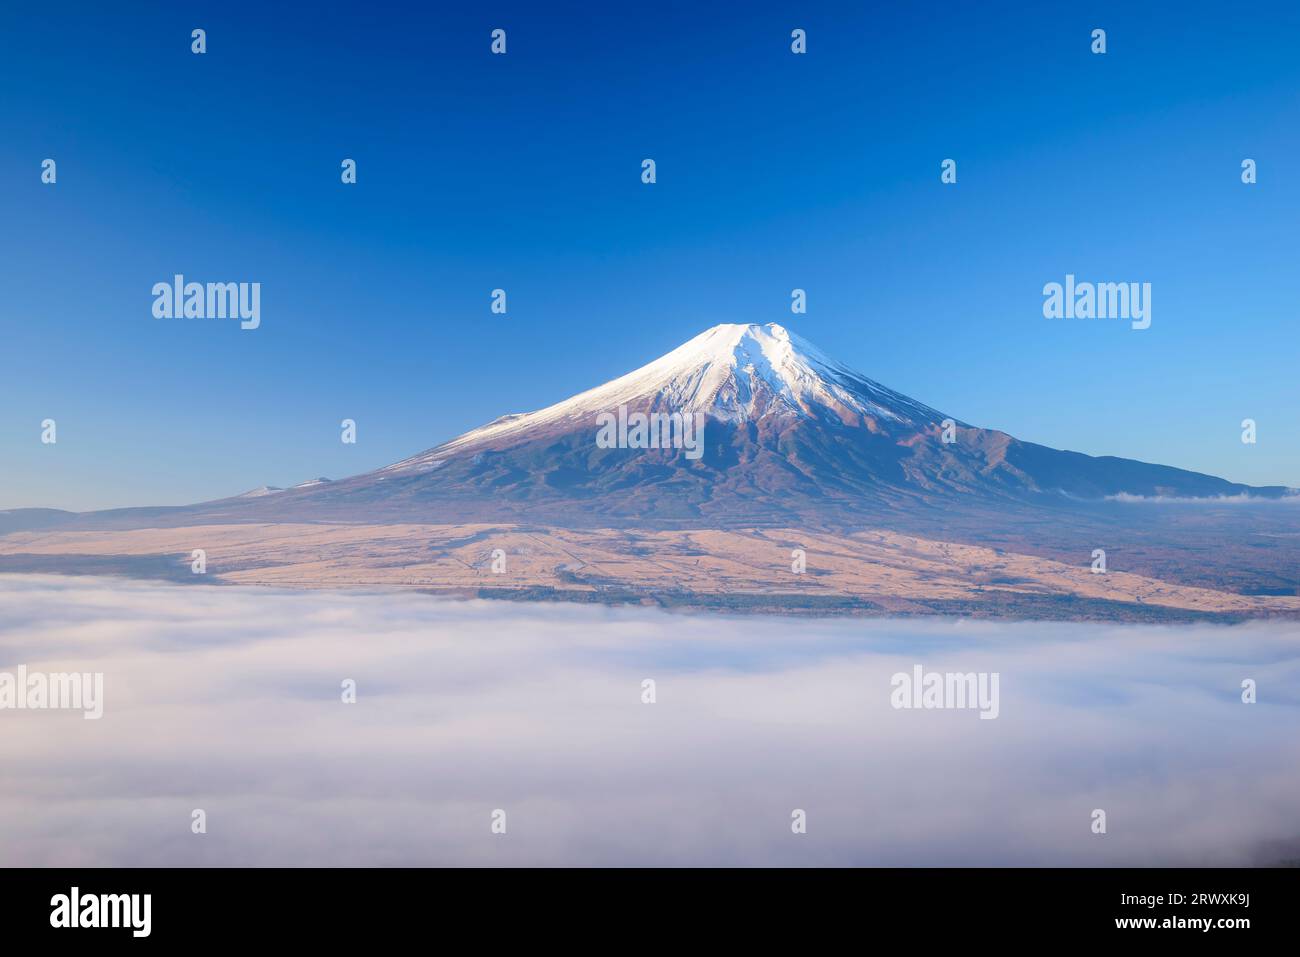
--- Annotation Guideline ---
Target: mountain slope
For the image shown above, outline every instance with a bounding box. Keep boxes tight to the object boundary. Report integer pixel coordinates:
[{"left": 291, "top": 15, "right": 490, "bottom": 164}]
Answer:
[{"left": 145, "top": 322, "right": 1287, "bottom": 529}]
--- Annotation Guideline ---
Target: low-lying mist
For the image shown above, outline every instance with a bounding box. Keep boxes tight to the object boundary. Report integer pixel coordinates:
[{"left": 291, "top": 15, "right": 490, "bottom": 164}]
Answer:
[{"left": 1, "top": 575, "right": 1297, "bottom": 866}]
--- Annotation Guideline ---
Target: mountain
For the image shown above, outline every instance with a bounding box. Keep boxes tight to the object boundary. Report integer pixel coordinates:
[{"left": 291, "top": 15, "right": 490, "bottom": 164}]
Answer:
[
  {"left": 135, "top": 321, "right": 1284, "bottom": 529},
  {"left": 5, "top": 323, "right": 1297, "bottom": 616}
]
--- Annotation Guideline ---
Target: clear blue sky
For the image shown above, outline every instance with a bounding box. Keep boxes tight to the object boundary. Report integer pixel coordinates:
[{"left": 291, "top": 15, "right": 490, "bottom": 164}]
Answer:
[{"left": 2, "top": 1, "right": 1297, "bottom": 510}]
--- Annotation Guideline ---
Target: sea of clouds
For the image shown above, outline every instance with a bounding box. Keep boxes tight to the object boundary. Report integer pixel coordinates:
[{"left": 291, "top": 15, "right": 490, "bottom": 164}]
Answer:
[{"left": 0, "top": 574, "right": 1297, "bottom": 866}]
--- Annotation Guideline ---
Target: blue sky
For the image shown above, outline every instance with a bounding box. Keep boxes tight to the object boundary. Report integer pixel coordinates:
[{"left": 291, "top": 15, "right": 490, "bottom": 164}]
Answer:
[{"left": 1, "top": 1, "right": 1297, "bottom": 510}]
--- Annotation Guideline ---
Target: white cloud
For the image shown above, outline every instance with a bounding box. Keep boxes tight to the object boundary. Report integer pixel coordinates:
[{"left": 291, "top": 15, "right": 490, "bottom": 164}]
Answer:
[
  {"left": 0, "top": 574, "right": 1297, "bottom": 866},
  {"left": 1105, "top": 491, "right": 1300, "bottom": 504}
]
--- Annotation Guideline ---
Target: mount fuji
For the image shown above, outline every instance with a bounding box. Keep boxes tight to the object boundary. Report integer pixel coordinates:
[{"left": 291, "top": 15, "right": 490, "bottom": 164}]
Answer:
[
  {"left": 5, "top": 322, "right": 1297, "bottom": 617},
  {"left": 164, "top": 321, "right": 1286, "bottom": 528}
]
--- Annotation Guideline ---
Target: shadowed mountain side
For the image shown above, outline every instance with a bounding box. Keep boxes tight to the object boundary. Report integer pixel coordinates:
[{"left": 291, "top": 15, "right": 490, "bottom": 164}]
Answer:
[
  {"left": 18, "top": 420, "right": 1287, "bottom": 534},
  {"left": 59, "top": 433, "right": 1292, "bottom": 530}
]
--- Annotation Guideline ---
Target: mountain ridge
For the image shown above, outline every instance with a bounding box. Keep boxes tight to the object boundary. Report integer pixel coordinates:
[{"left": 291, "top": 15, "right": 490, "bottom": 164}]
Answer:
[
  {"left": 272, "top": 321, "right": 1291, "bottom": 526},
  {"left": 3, "top": 323, "right": 1293, "bottom": 532}
]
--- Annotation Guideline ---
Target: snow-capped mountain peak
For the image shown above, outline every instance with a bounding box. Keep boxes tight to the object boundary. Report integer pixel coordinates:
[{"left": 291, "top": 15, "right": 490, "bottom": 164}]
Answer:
[
  {"left": 385, "top": 323, "right": 943, "bottom": 472},
  {"left": 642, "top": 322, "right": 935, "bottom": 425}
]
